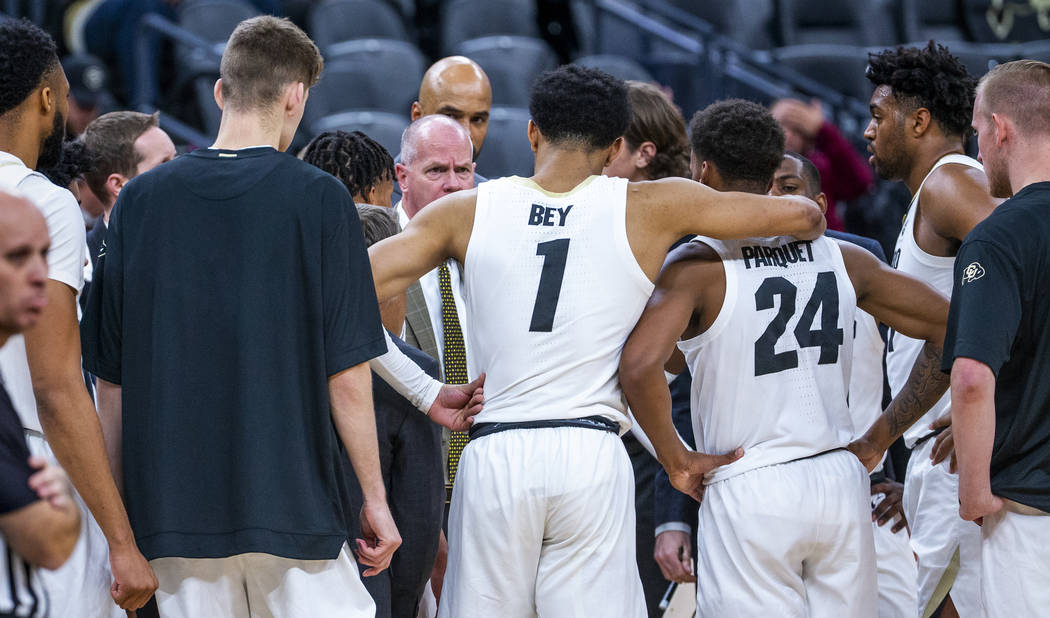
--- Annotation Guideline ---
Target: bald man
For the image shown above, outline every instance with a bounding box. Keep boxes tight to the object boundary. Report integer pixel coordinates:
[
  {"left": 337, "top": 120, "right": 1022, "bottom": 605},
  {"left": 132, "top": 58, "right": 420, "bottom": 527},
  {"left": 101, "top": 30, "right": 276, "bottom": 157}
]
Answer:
[{"left": 392, "top": 57, "right": 491, "bottom": 206}]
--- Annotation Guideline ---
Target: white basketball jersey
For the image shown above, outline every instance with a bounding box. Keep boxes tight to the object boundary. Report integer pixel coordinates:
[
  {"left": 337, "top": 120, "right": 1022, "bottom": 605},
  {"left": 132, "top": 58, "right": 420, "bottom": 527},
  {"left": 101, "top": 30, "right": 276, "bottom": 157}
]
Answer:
[
  {"left": 462, "top": 175, "right": 653, "bottom": 431},
  {"left": 679, "top": 235, "right": 856, "bottom": 483},
  {"left": 886, "top": 154, "right": 982, "bottom": 447},
  {"left": 849, "top": 309, "right": 886, "bottom": 472}
]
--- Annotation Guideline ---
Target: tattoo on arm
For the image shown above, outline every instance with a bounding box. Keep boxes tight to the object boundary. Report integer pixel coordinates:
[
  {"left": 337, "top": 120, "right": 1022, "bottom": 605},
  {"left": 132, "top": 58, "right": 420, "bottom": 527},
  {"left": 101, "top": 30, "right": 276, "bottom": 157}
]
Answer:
[{"left": 884, "top": 342, "right": 951, "bottom": 439}]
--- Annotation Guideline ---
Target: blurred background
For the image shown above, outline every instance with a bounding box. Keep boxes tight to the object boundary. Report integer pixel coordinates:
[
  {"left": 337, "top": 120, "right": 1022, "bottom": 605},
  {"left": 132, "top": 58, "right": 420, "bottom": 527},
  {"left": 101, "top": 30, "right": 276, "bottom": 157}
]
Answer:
[{"left": 7, "top": 0, "right": 1050, "bottom": 252}]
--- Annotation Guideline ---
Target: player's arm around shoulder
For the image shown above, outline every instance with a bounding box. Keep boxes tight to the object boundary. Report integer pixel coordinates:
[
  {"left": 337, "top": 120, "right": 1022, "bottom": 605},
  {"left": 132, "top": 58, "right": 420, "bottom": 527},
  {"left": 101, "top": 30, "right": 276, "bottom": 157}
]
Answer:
[
  {"left": 368, "top": 189, "right": 477, "bottom": 303},
  {"left": 628, "top": 178, "right": 825, "bottom": 253},
  {"left": 621, "top": 242, "right": 740, "bottom": 502},
  {"left": 920, "top": 163, "right": 1001, "bottom": 243}
]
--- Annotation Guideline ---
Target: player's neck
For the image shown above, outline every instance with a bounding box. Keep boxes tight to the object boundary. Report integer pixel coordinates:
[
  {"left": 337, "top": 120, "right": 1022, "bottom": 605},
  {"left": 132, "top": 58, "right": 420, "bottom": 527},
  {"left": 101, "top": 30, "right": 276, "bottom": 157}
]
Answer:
[
  {"left": 211, "top": 110, "right": 284, "bottom": 151},
  {"left": 1008, "top": 146, "right": 1050, "bottom": 195},
  {"left": 531, "top": 148, "right": 605, "bottom": 193},
  {"left": 0, "top": 122, "right": 40, "bottom": 170},
  {"left": 905, "top": 139, "right": 966, "bottom": 196}
]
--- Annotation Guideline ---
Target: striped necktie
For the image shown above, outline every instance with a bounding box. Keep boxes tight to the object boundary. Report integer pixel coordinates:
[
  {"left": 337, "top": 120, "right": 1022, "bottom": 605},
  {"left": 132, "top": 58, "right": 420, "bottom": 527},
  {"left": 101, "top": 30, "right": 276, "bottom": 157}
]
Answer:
[{"left": 439, "top": 263, "right": 469, "bottom": 487}]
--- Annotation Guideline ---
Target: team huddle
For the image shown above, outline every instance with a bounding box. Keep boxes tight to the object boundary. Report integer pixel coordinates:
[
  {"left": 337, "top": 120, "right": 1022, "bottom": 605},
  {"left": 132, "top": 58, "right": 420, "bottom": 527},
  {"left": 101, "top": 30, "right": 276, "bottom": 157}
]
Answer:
[{"left": 0, "top": 12, "right": 1049, "bottom": 618}]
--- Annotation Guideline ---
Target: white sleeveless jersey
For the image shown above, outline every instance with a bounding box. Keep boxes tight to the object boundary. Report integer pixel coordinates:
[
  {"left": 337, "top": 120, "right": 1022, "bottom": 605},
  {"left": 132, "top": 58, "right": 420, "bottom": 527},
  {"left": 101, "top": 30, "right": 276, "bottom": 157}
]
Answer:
[
  {"left": 462, "top": 175, "right": 653, "bottom": 431},
  {"left": 679, "top": 235, "right": 856, "bottom": 483},
  {"left": 886, "top": 154, "right": 982, "bottom": 447},
  {"left": 849, "top": 309, "right": 887, "bottom": 472}
]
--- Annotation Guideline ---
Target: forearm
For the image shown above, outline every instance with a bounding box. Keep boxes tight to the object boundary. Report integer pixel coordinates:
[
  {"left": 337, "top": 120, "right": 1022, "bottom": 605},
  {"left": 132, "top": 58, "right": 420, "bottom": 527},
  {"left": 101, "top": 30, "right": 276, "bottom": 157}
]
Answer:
[
  {"left": 330, "top": 363, "right": 386, "bottom": 504},
  {"left": 864, "top": 342, "right": 950, "bottom": 450},
  {"left": 35, "top": 384, "right": 136, "bottom": 548},
  {"left": 952, "top": 360, "right": 997, "bottom": 499},
  {"left": 96, "top": 379, "right": 123, "bottom": 495},
  {"left": 370, "top": 330, "right": 441, "bottom": 412},
  {"left": 1, "top": 500, "right": 81, "bottom": 570},
  {"left": 622, "top": 363, "right": 689, "bottom": 469}
]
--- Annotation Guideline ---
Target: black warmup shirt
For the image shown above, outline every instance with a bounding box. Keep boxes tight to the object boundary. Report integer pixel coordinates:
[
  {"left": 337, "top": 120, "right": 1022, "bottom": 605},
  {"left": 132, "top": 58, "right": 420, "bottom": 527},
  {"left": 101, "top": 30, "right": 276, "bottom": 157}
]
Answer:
[
  {"left": 0, "top": 386, "right": 47, "bottom": 617},
  {"left": 942, "top": 181, "right": 1050, "bottom": 512},
  {"left": 81, "top": 147, "right": 387, "bottom": 561}
]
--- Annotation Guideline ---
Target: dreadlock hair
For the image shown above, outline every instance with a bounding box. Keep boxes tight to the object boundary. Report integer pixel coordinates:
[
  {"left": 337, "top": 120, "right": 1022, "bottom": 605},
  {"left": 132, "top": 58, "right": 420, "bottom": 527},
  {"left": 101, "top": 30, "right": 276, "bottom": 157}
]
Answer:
[
  {"left": 39, "top": 139, "right": 96, "bottom": 189},
  {"left": 866, "top": 41, "right": 977, "bottom": 138},
  {"left": 300, "top": 130, "right": 395, "bottom": 201},
  {"left": 0, "top": 18, "right": 60, "bottom": 117}
]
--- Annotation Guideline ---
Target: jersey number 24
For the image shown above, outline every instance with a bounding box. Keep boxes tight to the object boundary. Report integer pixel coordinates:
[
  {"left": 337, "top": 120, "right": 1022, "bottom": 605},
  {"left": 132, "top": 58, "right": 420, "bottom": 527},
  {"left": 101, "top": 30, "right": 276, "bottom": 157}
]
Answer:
[{"left": 754, "top": 271, "right": 844, "bottom": 376}]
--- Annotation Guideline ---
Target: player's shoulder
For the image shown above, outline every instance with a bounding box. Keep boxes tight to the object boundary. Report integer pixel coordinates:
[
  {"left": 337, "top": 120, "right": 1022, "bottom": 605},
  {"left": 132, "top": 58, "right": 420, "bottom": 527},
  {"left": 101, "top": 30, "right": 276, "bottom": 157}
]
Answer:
[
  {"left": 18, "top": 173, "right": 84, "bottom": 237},
  {"left": 664, "top": 237, "right": 723, "bottom": 270},
  {"left": 920, "top": 158, "right": 988, "bottom": 203}
]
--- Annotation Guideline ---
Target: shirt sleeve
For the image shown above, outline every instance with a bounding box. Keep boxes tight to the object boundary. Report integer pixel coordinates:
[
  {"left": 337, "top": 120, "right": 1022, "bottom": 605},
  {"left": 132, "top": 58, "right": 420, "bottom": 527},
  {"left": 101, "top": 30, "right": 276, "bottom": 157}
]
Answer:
[
  {"left": 80, "top": 196, "right": 125, "bottom": 384},
  {"left": 29, "top": 178, "right": 85, "bottom": 293},
  {"left": 321, "top": 181, "right": 387, "bottom": 376},
  {"left": 942, "top": 239, "right": 1023, "bottom": 376},
  {"left": 0, "top": 415, "right": 37, "bottom": 515}
]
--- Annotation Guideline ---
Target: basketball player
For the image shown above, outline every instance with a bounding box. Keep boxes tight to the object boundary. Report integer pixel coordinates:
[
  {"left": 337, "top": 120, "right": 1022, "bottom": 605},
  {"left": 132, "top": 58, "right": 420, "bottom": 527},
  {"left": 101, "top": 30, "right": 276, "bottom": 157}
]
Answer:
[
  {"left": 773, "top": 151, "right": 918, "bottom": 617},
  {"left": 365, "top": 66, "right": 827, "bottom": 617},
  {"left": 619, "top": 99, "right": 949, "bottom": 617},
  {"left": 856, "top": 42, "right": 1000, "bottom": 617}
]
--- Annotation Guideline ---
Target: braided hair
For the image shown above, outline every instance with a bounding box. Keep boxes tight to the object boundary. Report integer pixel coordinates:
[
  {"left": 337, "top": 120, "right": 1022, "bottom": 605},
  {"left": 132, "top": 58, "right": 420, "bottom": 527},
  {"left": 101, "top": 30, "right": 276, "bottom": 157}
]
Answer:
[
  {"left": 300, "top": 130, "right": 395, "bottom": 201},
  {"left": 39, "top": 139, "right": 96, "bottom": 189}
]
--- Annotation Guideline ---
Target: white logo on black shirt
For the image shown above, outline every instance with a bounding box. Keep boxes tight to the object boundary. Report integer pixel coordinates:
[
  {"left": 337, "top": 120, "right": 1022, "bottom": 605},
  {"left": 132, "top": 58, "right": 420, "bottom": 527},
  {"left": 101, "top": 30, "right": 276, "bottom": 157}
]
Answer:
[{"left": 962, "top": 261, "right": 985, "bottom": 285}]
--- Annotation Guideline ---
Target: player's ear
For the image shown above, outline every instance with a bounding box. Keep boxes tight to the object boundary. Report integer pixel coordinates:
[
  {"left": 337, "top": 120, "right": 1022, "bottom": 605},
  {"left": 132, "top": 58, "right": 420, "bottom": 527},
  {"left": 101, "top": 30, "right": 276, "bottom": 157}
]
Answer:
[
  {"left": 527, "top": 120, "right": 541, "bottom": 153},
  {"left": 604, "top": 137, "right": 625, "bottom": 168},
  {"left": 213, "top": 79, "right": 225, "bottom": 111},
  {"left": 636, "top": 141, "right": 656, "bottom": 169},
  {"left": 815, "top": 192, "right": 828, "bottom": 214},
  {"left": 395, "top": 162, "right": 409, "bottom": 192},
  {"left": 990, "top": 112, "right": 1009, "bottom": 148},
  {"left": 410, "top": 101, "right": 423, "bottom": 122},
  {"left": 910, "top": 107, "right": 932, "bottom": 138}
]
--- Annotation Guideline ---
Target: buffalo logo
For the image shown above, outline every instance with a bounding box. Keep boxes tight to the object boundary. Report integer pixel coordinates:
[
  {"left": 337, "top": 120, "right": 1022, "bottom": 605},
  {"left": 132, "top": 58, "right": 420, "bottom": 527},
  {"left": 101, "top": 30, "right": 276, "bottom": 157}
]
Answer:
[
  {"left": 962, "top": 261, "right": 986, "bottom": 285},
  {"left": 97, "top": 238, "right": 106, "bottom": 259}
]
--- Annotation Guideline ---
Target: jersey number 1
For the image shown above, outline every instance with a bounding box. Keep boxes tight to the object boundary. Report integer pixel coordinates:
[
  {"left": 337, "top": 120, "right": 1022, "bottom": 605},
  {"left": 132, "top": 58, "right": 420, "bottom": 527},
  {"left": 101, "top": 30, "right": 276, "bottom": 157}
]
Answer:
[
  {"left": 529, "top": 239, "right": 570, "bottom": 332},
  {"left": 754, "top": 271, "right": 844, "bottom": 376}
]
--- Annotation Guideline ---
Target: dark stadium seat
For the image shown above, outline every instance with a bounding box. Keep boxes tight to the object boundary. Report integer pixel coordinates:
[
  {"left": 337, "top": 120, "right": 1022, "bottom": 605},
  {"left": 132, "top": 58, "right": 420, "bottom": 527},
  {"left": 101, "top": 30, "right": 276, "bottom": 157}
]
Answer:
[
  {"left": 441, "top": 0, "right": 540, "bottom": 55},
  {"left": 308, "top": 0, "right": 410, "bottom": 52},
  {"left": 772, "top": 44, "right": 874, "bottom": 102},
  {"left": 455, "top": 36, "right": 559, "bottom": 107},
  {"left": 177, "top": 0, "right": 259, "bottom": 78},
  {"left": 664, "top": 0, "right": 777, "bottom": 49},
  {"left": 900, "top": 0, "right": 970, "bottom": 44},
  {"left": 475, "top": 106, "right": 534, "bottom": 179},
  {"left": 303, "top": 41, "right": 424, "bottom": 125},
  {"left": 776, "top": 0, "right": 899, "bottom": 47},
  {"left": 309, "top": 110, "right": 410, "bottom": 155},
  {"left": 574, "top": 55, "right": 655, "bottom": 83}
]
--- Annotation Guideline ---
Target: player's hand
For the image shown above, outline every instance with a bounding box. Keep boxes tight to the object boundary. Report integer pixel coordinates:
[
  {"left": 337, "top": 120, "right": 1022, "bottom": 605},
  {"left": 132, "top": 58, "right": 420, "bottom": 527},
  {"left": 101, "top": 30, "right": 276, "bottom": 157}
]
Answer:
[
  {"left": 959, "top": 485, "right": 1003, "bottom": 526},
  {"left": 871, "top": 480, "right": 908, "bottom": 534},
  {"left": 428, "top": 374, "right": 485, "bottom": 432},
  {"left": 356, "top": 501, "right": 402, "bottom": 576},
  {"left": 847, "top": 438, "right": 884, "bottom": 473},
  {"left": 770, "top": 98, "right": 825, "bottom": 138},
  {"left": 654, "top": 530, "right": 695, "bottom": 583},
  {"left": 667, "top": 448, "right": 743, "bottom": 504},
  {"left": 27, "top": 456, "right": 74, "bottom": 510},
  {"left": 109, "top": 542, "right": 158, "bottom": 610},
  {"left": 929, "top": 413, "right": 956, "bottom": 472}
]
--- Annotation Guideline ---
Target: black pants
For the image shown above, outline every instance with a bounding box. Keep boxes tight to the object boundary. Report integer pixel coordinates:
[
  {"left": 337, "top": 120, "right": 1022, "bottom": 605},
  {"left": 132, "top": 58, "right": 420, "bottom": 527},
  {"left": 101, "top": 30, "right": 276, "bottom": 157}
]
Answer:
[{"left": 623, "top": 434, "right": 667, "bottom": 618}]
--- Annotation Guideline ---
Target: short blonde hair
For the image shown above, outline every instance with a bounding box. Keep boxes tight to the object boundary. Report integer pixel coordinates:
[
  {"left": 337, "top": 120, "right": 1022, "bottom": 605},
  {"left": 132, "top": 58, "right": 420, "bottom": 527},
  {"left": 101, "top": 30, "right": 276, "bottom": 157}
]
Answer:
[
  {"left": 219, "top": 16, "right": 323, "bottom": 111},
  {"left": 978, "top": 60, "right": 1050, "bottom": 136}
]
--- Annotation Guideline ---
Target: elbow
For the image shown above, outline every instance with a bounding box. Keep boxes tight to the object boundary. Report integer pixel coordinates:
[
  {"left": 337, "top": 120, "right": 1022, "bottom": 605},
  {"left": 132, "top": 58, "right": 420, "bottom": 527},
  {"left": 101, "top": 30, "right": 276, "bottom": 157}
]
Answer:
[
  {"left": 38, "top": 522, "right": 80, "bottom": 571},
  {"left": 619, "top": 350, "right": 659, "bottom": 399},
  {"left": 951, "top": 358, "right": 994, "bottom": 405},
  {"left": 792, "top": 200, "right": 826, "bottom": 240}
]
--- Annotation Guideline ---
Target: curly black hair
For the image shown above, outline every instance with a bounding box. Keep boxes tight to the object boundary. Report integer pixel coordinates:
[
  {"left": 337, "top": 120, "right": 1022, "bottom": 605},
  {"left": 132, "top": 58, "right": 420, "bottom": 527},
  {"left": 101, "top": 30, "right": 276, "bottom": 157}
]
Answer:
[
  {"left": 866, "top": 41, "right": 976, "bottom": 138},
  {"left": 300, "top": 130, "right": 395, "bottom": 201},
  {"left": 0, "top": 19, "right": 59, "bottom": 117},
  {"left": 689, "top": 99, "right": 785, "bottom": 187},
  {"left": 39, "top": 139, "right": 96, "bottom": 189},
  {"left": 529, "top": 65, "right": 630, "bottom": 149}
]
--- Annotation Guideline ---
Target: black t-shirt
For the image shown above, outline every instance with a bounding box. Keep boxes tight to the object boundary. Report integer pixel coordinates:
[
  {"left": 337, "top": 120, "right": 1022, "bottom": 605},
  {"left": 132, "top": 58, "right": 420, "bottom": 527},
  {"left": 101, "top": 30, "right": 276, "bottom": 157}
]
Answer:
[
  {"left": 942, "top": 181, "right": 1050, "bottom": 512},
  {"left": 81, "top": 147, "right": 387, "bottom": 561},
  {"left": 0, "top": 385, "right": 47, "bottom": 618}
]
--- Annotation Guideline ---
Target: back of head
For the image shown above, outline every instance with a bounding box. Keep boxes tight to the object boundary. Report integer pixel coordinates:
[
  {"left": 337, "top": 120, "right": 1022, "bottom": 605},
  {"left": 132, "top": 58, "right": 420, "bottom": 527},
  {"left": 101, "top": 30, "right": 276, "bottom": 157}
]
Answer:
[
  {"left": 529, "top": 65, "right": 630, "bottom": 150},
  {"left": 40, "top": 139, "right": 95, "bottom": 189},
  {"left": 81, "top": 111, "right": 159, "bottom": 203},
  {"left": 301, "top": 130, "right": 395, "bottom": 200},
  {"left": 866, "top": 41, "right": 976, "bottom": 139},
  {"left": 220, "top": 16, "right": 323, "bottom": 112},
  {"left": 978, "top": 60, "right": 1050, "bottom": 138},
  {"left": 356, "top": 204, "right": 400, "bottom": 247},
  {"left": 0, "top": 18, "right": 59, "bottom": 118},
  {"left": 690, "top": 99, "right": 785, "bottom": 192},
  {"left": 624, "top": 81, "right": 689, "bottom": 179}
]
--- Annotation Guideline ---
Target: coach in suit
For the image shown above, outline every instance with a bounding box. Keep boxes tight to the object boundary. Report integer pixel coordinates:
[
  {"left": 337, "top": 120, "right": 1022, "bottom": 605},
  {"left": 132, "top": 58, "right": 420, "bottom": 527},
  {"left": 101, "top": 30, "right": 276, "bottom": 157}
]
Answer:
[{"left": 391, "top": 56, "right": 490, "bottom": 206}]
